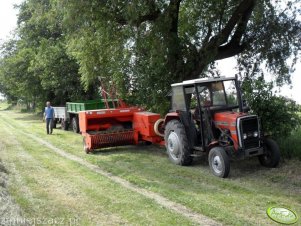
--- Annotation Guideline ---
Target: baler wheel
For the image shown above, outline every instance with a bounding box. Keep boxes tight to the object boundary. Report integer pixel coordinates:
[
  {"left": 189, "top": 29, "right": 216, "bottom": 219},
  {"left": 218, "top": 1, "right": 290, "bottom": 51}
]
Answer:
[{"left": 83, "top": 137, "right": 91, "bottom": 154}]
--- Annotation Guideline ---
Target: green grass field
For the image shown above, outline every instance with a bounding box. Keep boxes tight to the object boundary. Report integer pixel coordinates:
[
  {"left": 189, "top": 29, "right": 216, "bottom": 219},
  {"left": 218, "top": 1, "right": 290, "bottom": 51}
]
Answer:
[{"left": 0, "top": 102, "right": 300, "bottom": 225}]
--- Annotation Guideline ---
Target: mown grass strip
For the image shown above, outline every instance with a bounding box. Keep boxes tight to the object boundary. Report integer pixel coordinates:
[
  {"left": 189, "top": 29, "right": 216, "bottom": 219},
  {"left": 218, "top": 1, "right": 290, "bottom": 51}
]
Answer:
[{"left": 1, "top": 108, "right": 301, "bottom": 225}]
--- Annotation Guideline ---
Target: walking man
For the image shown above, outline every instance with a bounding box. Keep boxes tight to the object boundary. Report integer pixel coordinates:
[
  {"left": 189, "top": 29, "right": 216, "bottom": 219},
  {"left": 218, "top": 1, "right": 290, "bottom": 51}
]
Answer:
[{"left": 44, "top": 101, "right": 54, "bottom": 134}]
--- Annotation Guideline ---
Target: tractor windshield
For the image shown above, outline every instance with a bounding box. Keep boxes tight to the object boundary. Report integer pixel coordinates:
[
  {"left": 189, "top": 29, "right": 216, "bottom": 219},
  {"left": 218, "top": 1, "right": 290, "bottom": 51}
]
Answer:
[
  {"left": 193, "top": 80, "right": 239, "bottom": 110},
  {"left": 171, "top": 79, "right": 240, "bottom": 112}
]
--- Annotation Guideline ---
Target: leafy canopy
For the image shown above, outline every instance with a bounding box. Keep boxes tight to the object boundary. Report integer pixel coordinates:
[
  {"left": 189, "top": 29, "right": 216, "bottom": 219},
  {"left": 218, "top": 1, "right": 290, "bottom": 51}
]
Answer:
[
  {"left": 0, "top": 0, "right": 300, "bottom": 114},
  {"left": 61, "top": 0, "right": 300, "bottom": 112}
]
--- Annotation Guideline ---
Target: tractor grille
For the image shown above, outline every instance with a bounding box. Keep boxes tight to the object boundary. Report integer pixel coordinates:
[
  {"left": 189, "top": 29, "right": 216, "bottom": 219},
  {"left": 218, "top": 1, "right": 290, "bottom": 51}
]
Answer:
[
  {"left": 239, "top": 116, "right": 260, "bottom": 149},
  {"left": 89, "top": 129, "right": 135, "bottom": 149}
]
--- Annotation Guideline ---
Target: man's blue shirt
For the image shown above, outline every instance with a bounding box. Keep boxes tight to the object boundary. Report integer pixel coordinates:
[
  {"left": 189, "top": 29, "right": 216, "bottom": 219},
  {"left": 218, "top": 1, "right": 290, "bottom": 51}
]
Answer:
[{"left": 45, "top": 107, "right": 54, "bottom": 119}]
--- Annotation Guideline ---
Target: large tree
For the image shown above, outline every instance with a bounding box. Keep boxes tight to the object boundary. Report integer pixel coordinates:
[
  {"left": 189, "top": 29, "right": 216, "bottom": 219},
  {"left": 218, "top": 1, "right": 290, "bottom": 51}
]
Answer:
[
  {"left": 0, "top": 0, "right": 99, "bottom": 109},
  {"left": 61, "top": 0, "right": 300, "bottom": 112},
  {"left": 0, "top": 0, "right": 299, "bottom": 113}
]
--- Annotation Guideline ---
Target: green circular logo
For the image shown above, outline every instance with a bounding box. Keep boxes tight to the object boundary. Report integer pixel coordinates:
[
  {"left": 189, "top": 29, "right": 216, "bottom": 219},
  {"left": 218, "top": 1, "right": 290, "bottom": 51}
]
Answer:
[{"left": 267, "top": 207, "right": 298, "bottom": 225}]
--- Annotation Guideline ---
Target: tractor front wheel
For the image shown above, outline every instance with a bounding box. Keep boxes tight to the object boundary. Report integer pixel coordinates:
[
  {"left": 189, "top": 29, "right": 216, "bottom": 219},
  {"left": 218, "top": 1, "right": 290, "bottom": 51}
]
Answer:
[
  {"left": 164, "top": 120, "right": 192, "bottom": 166},
  {"left": 208, "top": 146, "right": 230, "bottom": 178},
  {"left": 258, "top": 138, "right": 280, "bottom": 167}
]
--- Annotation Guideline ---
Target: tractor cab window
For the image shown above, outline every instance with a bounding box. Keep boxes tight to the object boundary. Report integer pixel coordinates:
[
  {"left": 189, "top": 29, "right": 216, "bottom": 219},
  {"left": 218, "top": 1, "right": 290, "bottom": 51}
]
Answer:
[
  {"left": 171, "top": 86, "right": 186, "bottom": 111},
  {"left": 195, "top": 80, "right": 239, "bottom": 109},
  {"left": 198, "top": 85, "right": 212, "bottom": 107},
  {"left": 223, "top": 80, "right": 239, "bottom": 107},
  {"left": 211, "top": 82, "right": 227, "bottom": 105}
]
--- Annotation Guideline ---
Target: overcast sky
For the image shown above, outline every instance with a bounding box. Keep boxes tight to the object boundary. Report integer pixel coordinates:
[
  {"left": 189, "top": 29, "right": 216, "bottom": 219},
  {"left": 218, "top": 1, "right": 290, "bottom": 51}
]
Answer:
[{"left": 0, "top": 0, "right": 300, "bottom": 103}]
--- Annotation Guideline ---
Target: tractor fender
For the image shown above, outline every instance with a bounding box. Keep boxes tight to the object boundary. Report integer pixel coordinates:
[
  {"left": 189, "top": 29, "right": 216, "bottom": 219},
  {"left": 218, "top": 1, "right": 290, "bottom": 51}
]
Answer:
[
  {"left": 164, "top": 112, "right": 197, "bottom": 148},
  {"left": 154, "top": 118, "right": 165, "bottom": 137},
  {"left": 164, "top": 112, "right": 180, "bottom": 125}
]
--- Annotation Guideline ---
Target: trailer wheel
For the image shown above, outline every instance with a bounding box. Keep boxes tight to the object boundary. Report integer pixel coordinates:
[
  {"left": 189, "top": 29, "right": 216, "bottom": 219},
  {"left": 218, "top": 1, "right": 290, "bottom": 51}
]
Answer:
[
  {"left": 83, "top": 137, "right": 91, "bottom": 154},
  {"left": 72, "top": 117, "right": 80, "bottom": 133},
  {"left": 52, "top": 119, "right": 57, "bottom": 129},
  {"left": 258, "top": 138, "right": 280, "bottom": 167},
  {"left": 164, "top": 120, "right": 192, "bottom": 166},
  {"left": 61, "top": 119, "right": 69, "bottom": 131},
  {"left": 208, "top": 146, "right": 230, "bottom": 178}
]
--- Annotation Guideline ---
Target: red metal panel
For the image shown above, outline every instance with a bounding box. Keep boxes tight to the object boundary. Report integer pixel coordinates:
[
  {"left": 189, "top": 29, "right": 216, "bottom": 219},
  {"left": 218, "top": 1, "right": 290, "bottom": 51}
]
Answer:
[
  {"left": 87, "top": 130, "right": 135, "bottom": 150},
  {"left": 79, "top": 107, "right": 142, "bottom": 132},
  {"left": 133, "top": 112, "right": 161, "bottom": 137},
  {"left": 213, "top": 111, "right": 247, "bottom": 150}
]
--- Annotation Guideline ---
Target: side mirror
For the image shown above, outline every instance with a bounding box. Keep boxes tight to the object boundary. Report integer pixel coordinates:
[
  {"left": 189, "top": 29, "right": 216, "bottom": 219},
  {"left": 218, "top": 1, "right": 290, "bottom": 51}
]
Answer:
[{"left": 242, "top": 100, "right": 250, "bottom": 112}]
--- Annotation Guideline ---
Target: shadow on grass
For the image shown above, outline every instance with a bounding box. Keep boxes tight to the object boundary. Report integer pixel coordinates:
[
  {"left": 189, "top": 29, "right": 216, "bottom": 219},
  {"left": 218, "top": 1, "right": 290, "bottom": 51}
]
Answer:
[
  {"left": 90, "top": 144, "right": 263, "bottom": 172},
  {"left": 91, "top": 144, "right": 166, "bottom": 156}
]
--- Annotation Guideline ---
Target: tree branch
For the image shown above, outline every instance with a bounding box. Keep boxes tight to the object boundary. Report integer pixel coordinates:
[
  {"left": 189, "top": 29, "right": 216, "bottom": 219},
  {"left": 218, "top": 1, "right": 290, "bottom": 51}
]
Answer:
[
  {"left": 216, "top": 1, "right": 256, "bottom": 60},
  {"left": 216, "top": 0, "right": 256, "bottom": 45},
  {"left": 215, "top": 43, "right": 247, "bottom": 60},
  {"left": 166, "top": 0, "right": 182, "bottom": 33},
  {"left": 183, "top": 0, "right": 257, "bottom": 80},
  {"left": 115, "top": 1, "right": 161, "bottom": 26}
]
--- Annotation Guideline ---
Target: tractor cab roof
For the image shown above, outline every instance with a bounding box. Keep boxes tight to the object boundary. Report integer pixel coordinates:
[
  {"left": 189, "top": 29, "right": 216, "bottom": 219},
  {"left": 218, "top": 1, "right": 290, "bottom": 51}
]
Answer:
[{"left": 171, "top": 76, "right": 236, "bottom": 87}]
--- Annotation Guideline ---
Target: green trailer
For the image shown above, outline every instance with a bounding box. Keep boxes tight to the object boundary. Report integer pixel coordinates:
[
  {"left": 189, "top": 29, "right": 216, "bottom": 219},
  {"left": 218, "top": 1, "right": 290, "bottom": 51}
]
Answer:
[{"left": 53, "top": 99, "right": 119, "bottom": 133}]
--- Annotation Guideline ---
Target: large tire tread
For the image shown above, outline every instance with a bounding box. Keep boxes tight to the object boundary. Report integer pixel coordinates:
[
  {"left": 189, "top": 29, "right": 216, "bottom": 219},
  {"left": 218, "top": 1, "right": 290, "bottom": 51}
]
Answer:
[
  {"left": 208, "top": 146, "right": 230, "bottom": 178},
  {"left": 165, "top": 120, "right": 193, "bottom": 166},
  {"left": 72, "top": 116, "right": 80, "bottom": 133},
  {"left": 61, "top": 119, "right": 69, "bottom": 131},
  {"left": 259, "top": 138, "right": 280, "bottom": 168}
]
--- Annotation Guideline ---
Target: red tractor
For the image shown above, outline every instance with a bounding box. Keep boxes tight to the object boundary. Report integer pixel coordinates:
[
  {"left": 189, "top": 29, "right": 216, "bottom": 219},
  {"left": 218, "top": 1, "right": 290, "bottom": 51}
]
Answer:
[{"left": 163, "top": 76, "right": 280, "bottom": 178}]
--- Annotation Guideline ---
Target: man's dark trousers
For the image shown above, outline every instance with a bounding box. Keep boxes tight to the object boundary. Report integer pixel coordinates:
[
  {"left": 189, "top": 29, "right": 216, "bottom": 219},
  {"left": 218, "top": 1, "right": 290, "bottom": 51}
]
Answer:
[{"left": 46, "top": 118, "right": 53, "bottom": 134}]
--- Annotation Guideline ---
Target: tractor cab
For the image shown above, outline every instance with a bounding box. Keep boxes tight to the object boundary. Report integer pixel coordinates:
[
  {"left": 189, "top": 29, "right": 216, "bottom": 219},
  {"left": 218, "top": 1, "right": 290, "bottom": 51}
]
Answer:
[
  {"left": 171, "top": 77, "right": 242, "bottom": 113},
  {"left": 164, "top": 76, "right": 280, "bottom": 178}
]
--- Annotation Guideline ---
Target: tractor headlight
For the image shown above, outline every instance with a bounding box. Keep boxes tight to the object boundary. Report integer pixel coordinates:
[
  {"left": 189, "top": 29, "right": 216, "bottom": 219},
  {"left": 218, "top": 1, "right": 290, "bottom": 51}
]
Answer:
[
  {"left": 253, "top": 131, "right": 259, "bottom": 137},
  {"left": 243, "top": 133, "right": 247, "bottom": 140}
]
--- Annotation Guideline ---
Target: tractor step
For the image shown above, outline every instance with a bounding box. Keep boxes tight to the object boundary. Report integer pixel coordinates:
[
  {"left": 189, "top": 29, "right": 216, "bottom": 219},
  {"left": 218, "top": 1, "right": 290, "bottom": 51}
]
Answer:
[
  {"left": 193, "top": 146, "right": 204, "bottom": 151},
  {"left": 190, "top": 154, "right": 202, "bottom": 157}
]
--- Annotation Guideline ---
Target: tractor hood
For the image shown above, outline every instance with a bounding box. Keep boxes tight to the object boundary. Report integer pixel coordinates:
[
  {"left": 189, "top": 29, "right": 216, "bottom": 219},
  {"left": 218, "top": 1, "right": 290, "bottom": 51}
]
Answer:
[
  {"left": 213, "top": 111, "right": 247, "bottom": 127},
  {"left": 213, "top": 111, "right": 248, "bottom": 149}
]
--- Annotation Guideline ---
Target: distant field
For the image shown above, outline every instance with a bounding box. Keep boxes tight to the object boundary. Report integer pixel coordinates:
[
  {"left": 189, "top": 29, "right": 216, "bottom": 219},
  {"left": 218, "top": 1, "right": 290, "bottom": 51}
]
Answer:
[{"left": 0, "top": 103, "right": 300, "bottom": 225}]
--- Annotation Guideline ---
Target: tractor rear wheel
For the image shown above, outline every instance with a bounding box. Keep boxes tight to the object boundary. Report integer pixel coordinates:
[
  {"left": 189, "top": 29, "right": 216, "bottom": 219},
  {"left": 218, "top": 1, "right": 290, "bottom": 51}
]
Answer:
[
  {"left": 208, "top": 146, "right": 230, "bottom": 178},
  {"left": 164, "top": 120, "right": 192, "bottom": 166},
  {"left": 258, "top": 138, "right": 280, "bottom": 167},
  {"left": 72, "top": 117, "right": 80, "bottom": 133}
]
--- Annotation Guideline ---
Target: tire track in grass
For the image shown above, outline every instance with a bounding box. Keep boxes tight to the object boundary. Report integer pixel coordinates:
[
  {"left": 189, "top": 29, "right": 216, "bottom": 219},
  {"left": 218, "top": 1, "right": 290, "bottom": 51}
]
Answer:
[{"left": 1, "top": 112, "right": 221, "bottom": 226}]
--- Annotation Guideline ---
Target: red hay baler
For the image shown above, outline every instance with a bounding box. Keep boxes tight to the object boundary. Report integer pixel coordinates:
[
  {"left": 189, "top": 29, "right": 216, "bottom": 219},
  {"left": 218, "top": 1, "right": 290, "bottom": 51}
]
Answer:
[{"left": 79, "top": 107, "right": 164, "bottom": 153}]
